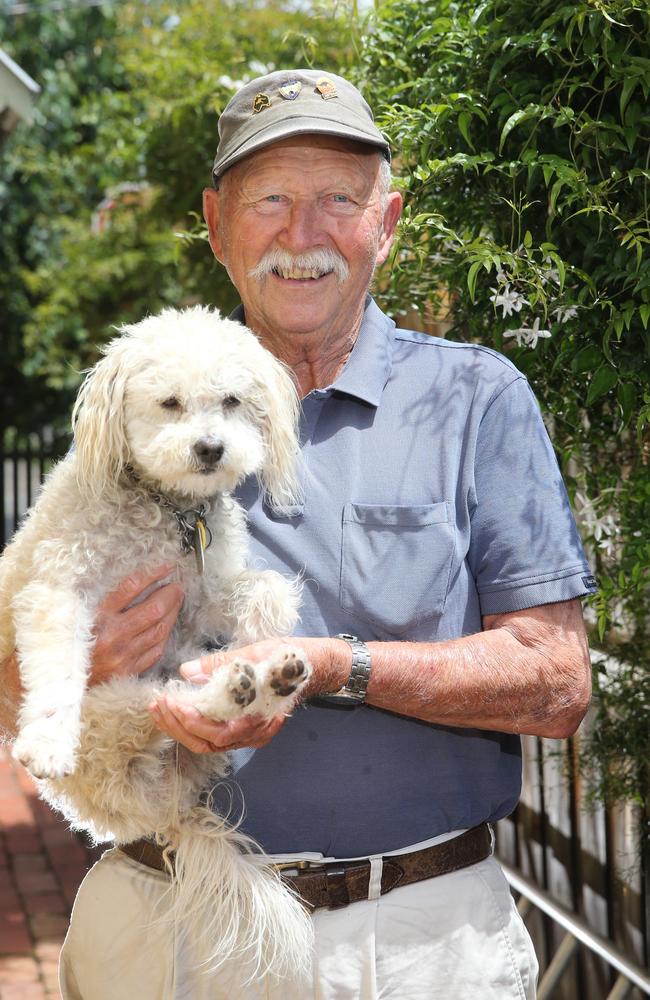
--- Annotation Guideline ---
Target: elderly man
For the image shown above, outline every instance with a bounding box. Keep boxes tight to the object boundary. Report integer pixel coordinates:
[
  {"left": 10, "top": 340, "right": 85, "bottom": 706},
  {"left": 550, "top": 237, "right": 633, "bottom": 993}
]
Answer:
[{"left": 2, "top": 70, "right": 596, "bottom": 999}]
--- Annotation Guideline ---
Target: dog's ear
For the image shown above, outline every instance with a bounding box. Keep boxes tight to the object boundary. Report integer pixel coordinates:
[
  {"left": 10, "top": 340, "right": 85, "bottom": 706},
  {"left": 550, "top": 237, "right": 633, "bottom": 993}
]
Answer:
[
  {"left": 72, "top": 335, "right": 132, "bottom": 500},
  {"left": 250, "top": 348, "right": 303, "bottom": 514}
]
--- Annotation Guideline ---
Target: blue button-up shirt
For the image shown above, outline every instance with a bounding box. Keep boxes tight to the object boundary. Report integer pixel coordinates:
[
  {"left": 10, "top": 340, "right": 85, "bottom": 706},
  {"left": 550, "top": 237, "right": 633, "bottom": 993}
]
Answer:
[{"left": 220, "top": 297, "right": 595, "bottom": 856}]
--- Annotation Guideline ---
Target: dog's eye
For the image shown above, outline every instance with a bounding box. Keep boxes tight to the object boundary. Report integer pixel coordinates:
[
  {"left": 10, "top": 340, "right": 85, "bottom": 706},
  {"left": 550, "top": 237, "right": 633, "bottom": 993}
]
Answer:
[
  {"left": 161, "top": 396, "right": 181, "bottom": 410},
  {"left": 223, "top": 395, "right": 241, "bottom": 410}
]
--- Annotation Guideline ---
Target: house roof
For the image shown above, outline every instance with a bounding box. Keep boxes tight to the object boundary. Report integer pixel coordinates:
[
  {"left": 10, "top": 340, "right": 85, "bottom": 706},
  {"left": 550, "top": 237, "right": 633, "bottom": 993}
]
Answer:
[{"left": 0, "top": 48, "right": 40, "bottom": 132}]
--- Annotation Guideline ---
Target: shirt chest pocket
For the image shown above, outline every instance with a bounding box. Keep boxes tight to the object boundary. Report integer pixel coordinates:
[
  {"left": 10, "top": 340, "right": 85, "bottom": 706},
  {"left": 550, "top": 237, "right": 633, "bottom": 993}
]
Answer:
[{"left": 339, "top": 502, "right": 455, "bottom": 636}]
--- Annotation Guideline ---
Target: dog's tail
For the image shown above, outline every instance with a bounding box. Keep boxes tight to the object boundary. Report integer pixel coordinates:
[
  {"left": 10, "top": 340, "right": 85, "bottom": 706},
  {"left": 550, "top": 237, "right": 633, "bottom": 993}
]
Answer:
[{"left": 160, "top": 804, "right": 313, "bottom": 984}]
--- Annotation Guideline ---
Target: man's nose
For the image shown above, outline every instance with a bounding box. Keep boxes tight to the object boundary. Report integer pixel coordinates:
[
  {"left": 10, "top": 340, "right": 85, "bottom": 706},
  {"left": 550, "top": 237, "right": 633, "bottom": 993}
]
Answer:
[
  {"left": 193, "top": 437, "right": 224, "bottom": 466},
  {"left": 281, "top": 199, "right": 323, "bottom": 250}
]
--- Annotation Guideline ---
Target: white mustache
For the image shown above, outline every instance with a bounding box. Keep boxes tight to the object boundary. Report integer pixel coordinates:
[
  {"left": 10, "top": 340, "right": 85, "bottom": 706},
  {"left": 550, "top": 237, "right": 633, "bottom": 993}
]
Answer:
[{"left": 248, "top": 248, "right": 350, "bottom": 284}]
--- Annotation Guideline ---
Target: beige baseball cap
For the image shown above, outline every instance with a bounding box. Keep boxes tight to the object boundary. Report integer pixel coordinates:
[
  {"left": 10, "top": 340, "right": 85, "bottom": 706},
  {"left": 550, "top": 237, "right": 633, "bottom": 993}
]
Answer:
[{"left": 212, "top": 69, "right": 390, "bottom": 183}]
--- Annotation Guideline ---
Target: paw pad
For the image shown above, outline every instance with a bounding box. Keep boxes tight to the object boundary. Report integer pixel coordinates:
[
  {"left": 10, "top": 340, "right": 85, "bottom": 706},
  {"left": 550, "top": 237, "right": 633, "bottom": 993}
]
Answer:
[
  {"left": 229, "top": 661, "right": 257, "bottom": 707},
  {"left": 269, "top": 652, "right": 307, "bottom": 697},
  {"left": 282, "top": 659, "right": 304, "bottom": 679}
]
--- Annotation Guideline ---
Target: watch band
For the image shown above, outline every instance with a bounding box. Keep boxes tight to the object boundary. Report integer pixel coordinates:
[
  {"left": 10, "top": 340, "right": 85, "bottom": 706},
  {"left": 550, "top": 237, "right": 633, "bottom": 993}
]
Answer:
[
  {"left": 314, "top": 633, "right": 372, "bottom": 707},
  {"left": 337, "top": 633, "right": 372, "bottom": 700}
]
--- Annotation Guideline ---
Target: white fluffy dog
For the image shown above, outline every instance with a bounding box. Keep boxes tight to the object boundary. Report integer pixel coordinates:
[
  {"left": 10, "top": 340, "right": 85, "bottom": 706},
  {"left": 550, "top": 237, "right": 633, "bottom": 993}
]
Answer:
[{"left": 0, "top": 306, "right": 313, "bottom": 979}]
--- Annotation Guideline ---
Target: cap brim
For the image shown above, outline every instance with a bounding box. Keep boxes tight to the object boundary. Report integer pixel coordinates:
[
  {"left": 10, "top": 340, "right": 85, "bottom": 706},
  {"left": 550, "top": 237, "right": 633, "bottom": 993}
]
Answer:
[{"left": 213, "top": 117, "right": 390, "bottom": 181}]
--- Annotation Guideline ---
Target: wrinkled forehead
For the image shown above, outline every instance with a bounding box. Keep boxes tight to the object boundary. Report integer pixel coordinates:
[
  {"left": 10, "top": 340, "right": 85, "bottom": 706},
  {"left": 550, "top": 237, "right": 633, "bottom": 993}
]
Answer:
[{"left": 223, "top": 133, "right": 383, "bottom": 191}]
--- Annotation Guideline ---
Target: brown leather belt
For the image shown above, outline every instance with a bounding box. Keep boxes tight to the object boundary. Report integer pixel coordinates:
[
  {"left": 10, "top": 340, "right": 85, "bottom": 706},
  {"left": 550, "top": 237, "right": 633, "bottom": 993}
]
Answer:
[
  {"left": 118, "top": 824, "right": 493, "bottom": 912},
  {"left": 119, "top": 838, "right": 175, "bottom": 873}
]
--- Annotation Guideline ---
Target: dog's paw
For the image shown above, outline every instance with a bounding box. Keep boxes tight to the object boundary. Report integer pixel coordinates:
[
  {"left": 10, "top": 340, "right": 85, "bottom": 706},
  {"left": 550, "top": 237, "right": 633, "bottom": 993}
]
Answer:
[
  {"left": 264, "top": 647, "right": 311, "bottom": 699},
  {"left": 189, "top": 658, "right": 258, "bottom": 720},
  {"left": 188, "top": 647, "right": 311, "bottom": 722},
  {"left": 12, "top": 711, "right": 79, "bottom": 780},
  {"left": 227, "top": 659, "right": 257, "bottom": 708}
]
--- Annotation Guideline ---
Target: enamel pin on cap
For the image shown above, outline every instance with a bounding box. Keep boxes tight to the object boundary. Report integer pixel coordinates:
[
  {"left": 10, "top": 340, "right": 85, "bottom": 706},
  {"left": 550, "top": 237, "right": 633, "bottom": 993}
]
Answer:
[
  {"left": 279, "top": 80, "right": 302, "bottom": 100},
  {"left": 212, "top": 69, "right": 391, "bottom": 181},
  {"left": 316, "top": 76, "right": 338, "bottom": 100},
  {"left": 252, "top": 92, "right": 271, "bottom": 114}
]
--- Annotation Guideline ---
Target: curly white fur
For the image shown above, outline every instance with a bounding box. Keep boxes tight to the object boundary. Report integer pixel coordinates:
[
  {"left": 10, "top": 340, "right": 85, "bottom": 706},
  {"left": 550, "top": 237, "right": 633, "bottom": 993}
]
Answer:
[{"left": 0, "top": 306, "right": 313, "bottom": 981}]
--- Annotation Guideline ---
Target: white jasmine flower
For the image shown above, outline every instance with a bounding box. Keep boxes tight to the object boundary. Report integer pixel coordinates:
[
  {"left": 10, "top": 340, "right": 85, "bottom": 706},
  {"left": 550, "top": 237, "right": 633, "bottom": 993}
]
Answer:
[
  {"left": 525, "top": 317, "right": 552, "bottom": 348},
  {"left": 553, "top": 305, "right": 579, "bottom": 324},
  {"left": 540, "top": 268, "right": 560, "bottom": 286},
  {"left": 489, "top": 284, "right": 528, "bottom": 318},
  {"left": 598, "top": 533, "right": 618, "bottom": 558},
  {"left": 504, "top": 317, "right": 551, "bottom": 348},
  {"left": 503, "top": 327, "right": 528, "bottom": 347},
  {"left": 575, "top": 492, "right": 619, "bottom": 555}
]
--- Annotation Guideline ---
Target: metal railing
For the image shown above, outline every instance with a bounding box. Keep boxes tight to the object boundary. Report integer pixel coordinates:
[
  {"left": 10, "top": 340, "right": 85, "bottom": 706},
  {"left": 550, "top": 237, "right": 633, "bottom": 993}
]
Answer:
[
  {"left": 503, "top": 862, "right": 650, "bottom": 999},
  {"left": 497, "top": 731, "right": 649, "bottom": 999}
]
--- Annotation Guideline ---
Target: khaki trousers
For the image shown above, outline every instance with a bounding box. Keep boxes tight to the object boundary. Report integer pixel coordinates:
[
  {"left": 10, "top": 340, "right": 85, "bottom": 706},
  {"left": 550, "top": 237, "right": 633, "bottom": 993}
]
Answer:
[{"left": 59, "top": 847, "right": 538, "bottom": 999}]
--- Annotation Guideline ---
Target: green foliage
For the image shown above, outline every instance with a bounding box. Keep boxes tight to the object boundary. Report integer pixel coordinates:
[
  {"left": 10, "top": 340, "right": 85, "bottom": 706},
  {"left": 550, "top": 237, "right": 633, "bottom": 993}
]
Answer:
[
  {"left": 0, "top": 0, "right": 128, "bottom": 427},
  {"left": 359, "top": 0, "right": 650, "bottom": 811},
  {"left": 586, "top": 652, "right": 650, "bottom": 810},
  {"left": 21, "top": 206, "right": 187, "bottom": 389},
  {"left": 0, "top": 0, "right": 347, "bottom": 395}
]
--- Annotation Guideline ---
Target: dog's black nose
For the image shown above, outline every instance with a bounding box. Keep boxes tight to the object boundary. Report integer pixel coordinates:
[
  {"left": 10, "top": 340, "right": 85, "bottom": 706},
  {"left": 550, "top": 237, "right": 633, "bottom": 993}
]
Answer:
[{"left": 193, "top": 438, "right": 224, "bottom": 466}]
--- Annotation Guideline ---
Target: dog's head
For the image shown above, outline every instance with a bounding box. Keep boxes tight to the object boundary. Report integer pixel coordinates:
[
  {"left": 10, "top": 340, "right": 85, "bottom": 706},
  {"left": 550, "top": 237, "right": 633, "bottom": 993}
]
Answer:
[{"left": 72, "top": 306, "right": 302, "bottom": 512}]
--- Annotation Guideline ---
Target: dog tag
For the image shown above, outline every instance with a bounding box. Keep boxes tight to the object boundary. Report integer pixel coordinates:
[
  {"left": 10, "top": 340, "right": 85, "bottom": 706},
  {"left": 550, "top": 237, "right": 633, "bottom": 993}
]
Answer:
[{"left": 194, "top": 518, "right": 208, "bottom": 575}]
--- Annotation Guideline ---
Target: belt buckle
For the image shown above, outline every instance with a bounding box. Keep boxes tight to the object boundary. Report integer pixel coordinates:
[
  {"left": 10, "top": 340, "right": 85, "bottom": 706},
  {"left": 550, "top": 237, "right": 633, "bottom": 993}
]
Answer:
[
  {"left": 274, "top": 859, "right": 351, "bottom": 909},
  {"left": 274, "top": 858, "right": 326, "bottom": 875}
]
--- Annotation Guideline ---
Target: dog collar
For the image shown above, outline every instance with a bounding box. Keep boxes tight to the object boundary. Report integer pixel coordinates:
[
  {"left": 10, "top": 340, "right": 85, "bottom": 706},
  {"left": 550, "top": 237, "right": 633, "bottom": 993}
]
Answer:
[{"left": 123, "top": 467, "right": 213, "bottom": 574}]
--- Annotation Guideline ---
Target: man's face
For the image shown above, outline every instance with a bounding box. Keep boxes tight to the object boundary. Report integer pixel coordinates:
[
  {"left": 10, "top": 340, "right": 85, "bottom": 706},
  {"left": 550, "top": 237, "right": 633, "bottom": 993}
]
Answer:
[{"left": 203, "top": 135, "right": 402, "bottom": 341}]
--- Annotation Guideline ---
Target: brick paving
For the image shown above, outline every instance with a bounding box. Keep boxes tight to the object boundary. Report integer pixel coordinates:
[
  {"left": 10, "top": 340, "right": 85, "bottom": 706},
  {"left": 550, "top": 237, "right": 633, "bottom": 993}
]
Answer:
[{"left": 0, "top": 748, "right": 102, "bottom": 999}]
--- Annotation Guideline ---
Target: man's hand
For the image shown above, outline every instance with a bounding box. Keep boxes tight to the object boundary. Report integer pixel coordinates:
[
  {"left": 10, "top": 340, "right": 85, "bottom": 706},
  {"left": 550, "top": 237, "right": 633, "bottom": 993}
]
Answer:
[
  {"left": 0, "top": 651, "right": 22, "bottom": 739},
  {"left": 0, "top": 564, "right": 183, "bottom": 740},
  {"left": 90, "top": 564, "right": 184, "bottom": 684},
  {"left": 149, "top": 699, "right": 288, "bottom": 755}
]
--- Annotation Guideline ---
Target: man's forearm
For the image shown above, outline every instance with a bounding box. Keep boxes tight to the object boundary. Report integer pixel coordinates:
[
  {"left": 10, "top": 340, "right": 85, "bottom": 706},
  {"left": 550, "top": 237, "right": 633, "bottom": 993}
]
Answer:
[
  {"left": 0, "top": 653, "right": 21, "bottom": 742},
  {"left": 320, "top": 600, "right": 591, "bottom": 739}
]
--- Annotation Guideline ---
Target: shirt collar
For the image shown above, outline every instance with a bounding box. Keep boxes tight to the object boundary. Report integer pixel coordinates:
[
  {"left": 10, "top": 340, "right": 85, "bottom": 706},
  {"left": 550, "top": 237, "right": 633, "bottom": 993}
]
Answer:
[{"left": 229, "top": 296, "right": 395, "bottom": 409}]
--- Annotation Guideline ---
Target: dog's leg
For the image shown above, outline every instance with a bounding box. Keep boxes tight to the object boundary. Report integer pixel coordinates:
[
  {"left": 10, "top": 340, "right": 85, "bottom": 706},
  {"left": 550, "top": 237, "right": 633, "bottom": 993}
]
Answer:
[
  {"left": 38, "top": 677, "right": 227, "bottom": 844},
  {"left": 11, "top": 582, "right": 93, "bottom": 779},
  {"left": 218, "top": 569, "right": 302, "bottom": 646}
]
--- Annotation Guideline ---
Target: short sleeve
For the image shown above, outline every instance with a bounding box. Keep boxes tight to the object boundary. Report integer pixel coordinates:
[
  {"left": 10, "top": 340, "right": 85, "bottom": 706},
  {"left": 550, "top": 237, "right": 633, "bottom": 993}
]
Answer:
[{"left": 468, "top": 376, "right": 597, "bottom": 615}]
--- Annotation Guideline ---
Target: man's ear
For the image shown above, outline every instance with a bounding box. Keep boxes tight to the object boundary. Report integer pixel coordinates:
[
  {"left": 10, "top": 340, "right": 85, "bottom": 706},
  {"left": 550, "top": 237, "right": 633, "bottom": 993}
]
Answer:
[
  {"left": 203, "top": 187, "right": 224, "bottom": 263},
  {"left": 376, "top": 190, "right": 403, "bottom": 267}
]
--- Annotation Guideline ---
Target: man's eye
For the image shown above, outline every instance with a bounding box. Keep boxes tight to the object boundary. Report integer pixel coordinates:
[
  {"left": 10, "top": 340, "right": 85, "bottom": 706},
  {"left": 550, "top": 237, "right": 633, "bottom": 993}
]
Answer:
[
  {"left": 161, "top": 396, "right": 181, "bottom": 410},
  {"left": 332, "top": 194, "right": 350, "bottom": 203},
  {"left": 265, "top": 195, "right": 282, "bottom": 203},
  {"left": 223, "top": 395, "right": 241, "bottom": 410}
]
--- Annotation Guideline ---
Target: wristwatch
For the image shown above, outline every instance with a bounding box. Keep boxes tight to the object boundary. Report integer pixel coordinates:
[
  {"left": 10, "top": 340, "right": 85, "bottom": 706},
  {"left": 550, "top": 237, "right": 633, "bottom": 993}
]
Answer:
[{"left": 315, "top": 634, "right": 372, "bottom": 707}]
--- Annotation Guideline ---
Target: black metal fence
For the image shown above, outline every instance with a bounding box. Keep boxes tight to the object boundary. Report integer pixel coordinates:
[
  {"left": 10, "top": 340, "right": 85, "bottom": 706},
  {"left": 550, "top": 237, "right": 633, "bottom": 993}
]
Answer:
[{"left": 1, "top": 426, "right": 70, "bottom": 547}]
